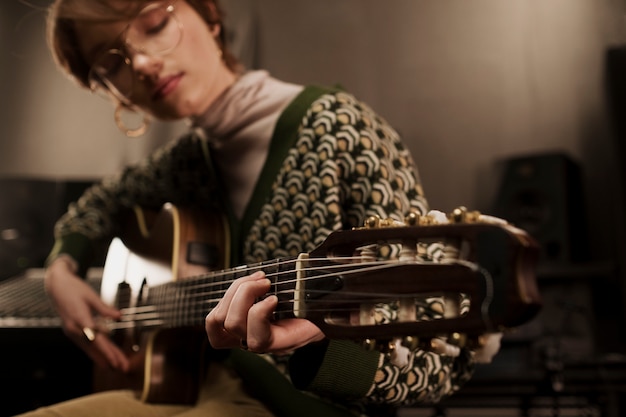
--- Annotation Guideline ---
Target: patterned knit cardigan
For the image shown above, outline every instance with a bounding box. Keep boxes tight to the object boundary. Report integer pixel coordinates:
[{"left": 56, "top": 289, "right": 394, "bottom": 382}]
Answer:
[{"left": 49, "top": 86, "right": 475, "bottom": 416}]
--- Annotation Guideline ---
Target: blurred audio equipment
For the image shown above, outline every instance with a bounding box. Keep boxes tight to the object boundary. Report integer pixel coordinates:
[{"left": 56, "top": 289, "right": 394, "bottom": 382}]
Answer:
[
  {"left": 493, "top": 152, "right": 587, "bottom": 264},
  {"left": 607, "top": 46, "right": 626, "bottom": 145},
  {"left": 0, "top": 178, "right": 94, "bottom": 280},
  {"left": 606, "top": 45, "right": 626, "bottom": 349}
]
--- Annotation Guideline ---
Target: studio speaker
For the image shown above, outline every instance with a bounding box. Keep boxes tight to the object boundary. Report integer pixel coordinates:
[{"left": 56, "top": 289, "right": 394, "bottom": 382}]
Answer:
[
  {"left": 0, "top": 178, "right": 94, "bottom": 280},
  {"left": 493, "top": 152, "right": 587, "bottom": 264}
]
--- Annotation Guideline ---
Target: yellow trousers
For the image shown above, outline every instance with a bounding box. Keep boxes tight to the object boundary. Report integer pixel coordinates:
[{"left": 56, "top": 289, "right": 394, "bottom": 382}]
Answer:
[{"left": 15, "top": 362, "right": 275, "bottom": 417}]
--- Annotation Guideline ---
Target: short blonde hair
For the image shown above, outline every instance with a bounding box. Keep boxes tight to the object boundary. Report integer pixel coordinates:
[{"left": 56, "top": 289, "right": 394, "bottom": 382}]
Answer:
[{"left": 47, "top": 0, "right": 241, "bottom": 90}]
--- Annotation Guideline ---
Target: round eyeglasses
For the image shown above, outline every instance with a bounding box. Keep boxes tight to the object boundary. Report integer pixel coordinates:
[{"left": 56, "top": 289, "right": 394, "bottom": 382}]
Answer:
[{"left": 88, "top": 1, "right": 182, "bottom": 103}]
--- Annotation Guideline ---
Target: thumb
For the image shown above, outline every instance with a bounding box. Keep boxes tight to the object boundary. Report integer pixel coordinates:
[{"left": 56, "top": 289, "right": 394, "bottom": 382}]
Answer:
[{"left": 86, "top": 291, "right": 122, "bottom": 320}]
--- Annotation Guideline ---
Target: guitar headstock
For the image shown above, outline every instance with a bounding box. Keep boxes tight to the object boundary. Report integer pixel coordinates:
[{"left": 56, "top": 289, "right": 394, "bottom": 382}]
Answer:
[{"left": 293, "top": 207, "right": 542, "bottom": 353}]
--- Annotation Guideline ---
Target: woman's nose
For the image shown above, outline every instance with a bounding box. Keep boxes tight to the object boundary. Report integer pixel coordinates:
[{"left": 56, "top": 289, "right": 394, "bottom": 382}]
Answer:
[{"left": 130, "top": 51, "right": 162, "bottom": 80}]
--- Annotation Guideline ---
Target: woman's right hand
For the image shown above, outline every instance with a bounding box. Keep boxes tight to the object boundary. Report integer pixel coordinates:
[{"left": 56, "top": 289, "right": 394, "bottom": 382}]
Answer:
[{"left": 44, "top": 257, "right": 130, "bottom": 372}]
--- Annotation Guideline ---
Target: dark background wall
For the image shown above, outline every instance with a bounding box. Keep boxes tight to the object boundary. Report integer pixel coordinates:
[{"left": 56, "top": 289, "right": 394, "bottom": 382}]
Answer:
[{"left": 1, "top": 0, "right": 624, "bottom": 259}]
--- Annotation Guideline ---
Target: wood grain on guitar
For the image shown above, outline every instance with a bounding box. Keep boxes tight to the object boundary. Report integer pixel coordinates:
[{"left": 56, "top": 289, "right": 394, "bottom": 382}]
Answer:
[{"left": 94, "top": 204, "right": 541, "bottom": 404}]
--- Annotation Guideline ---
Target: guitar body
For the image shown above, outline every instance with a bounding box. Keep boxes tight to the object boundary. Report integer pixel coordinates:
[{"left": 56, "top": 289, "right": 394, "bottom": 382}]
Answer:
[{"left": 95, "top": 204, "right": 229, "bottom": 404}]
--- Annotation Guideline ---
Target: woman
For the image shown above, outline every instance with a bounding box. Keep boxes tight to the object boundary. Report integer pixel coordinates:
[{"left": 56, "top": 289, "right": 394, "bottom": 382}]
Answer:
[{"left": 19, "top": 0, "right": 491, "bottom": 416}]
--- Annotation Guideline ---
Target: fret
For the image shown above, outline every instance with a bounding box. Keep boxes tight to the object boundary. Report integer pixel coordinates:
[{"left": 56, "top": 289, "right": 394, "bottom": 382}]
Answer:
[
  {"left": 176, "top": 281, "right": 186, "bottom": 327},
  {"left": 166, "top": 282, "right": 177, "bottom": 327},
  {"left": 163, "top": 285, "right": 172, "bottom": 325},
  {"left": 183, "top": 278, "right": 200, "bottom": 327},
  {"left": 217, "top": 272, "right": 231, "bottom": 308},
  {"left": 175, "top": 281, "right": 184, "bottom": 327},
  {"left": 244, "top": 258, "right": 298, "bottom": 318},
  {"left": 153, "top": 285, "right": 166, "bottom": 325},
  {"left": 171, "top": 285, "right": 179, "bottom": 327},
  {"left": 145, "top": 285, "right": 157, "bottom": 317},
  {"left": 187, "top": 277, "right": 204, "bottom": 327},
  {"left": 262, "top": 259, "right": 280, "bottom": 300},
  {"left": 215, "top": 270, "right": 236, "bottom": 310},
  {"left": 182, "top": 285, "right": 191, "bottom": 326},
  {"left": 233, "top": 265, "right": 252, "bottom": 280}
]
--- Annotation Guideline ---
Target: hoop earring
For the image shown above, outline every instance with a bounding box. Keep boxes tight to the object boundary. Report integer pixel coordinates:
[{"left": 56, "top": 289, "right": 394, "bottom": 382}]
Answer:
[{"left": 114, "top": 104, "right": 150, "bottom": 138}]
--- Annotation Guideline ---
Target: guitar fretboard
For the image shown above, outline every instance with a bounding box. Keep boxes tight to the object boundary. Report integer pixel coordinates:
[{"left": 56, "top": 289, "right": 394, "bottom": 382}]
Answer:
[{"left": 136, "top": 258, "right": 299, "bottom": 328}]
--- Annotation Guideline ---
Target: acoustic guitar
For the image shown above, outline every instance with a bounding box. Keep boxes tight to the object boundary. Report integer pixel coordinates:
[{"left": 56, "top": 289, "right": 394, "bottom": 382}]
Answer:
[{"left": 93, "top": 203, "right": 541, "bottom": 404}]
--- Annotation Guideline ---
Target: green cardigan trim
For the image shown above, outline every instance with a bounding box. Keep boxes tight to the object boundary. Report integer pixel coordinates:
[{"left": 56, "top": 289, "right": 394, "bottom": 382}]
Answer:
[
  {"left": 291, "top": 340, "right": 380, "bottom": 398},
  {"left": 46, "top": 233, "right": 95, "bottom": 278}
]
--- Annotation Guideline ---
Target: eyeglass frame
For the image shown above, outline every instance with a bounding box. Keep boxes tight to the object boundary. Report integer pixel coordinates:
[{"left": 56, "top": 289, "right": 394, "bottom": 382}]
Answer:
[{"left": 87, "top": 0, "right": 183, "bottom": 104}]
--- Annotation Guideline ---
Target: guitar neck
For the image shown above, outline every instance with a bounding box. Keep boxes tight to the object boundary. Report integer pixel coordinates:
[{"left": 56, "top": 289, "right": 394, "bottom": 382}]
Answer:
[
  {"left": 143, "top": 258, "right": 298, "bottom": 328},
  {"left": 107, "top": 204, "right": 541, "bottom": 342}
]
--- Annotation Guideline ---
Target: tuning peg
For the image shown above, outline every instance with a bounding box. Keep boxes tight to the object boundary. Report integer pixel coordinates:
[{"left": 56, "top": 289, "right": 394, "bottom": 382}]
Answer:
[
  {"left": 448, "top": 206, "right": 511, "bottom": 226},
  {"left": 363, "top": 216, "right": 380, "bottom": 228},
  {"left": 401, "top": 335, "right": 420, "bottom": 350},
  {"left": 443, "top": 332, "right": 467, "bottom": 348},
  {"left": 448, "top": 206, "right": 482, "bottom": 223},
  {"left": 405, "top": 334, "right": 469, "bottom": 358},
  {"left": 363, "top": 216, "right": 406, "bottom": 229},
  {"left": 382, "top": 340, "right": 399, "bottom": 355},
  {"left": 361, "top": 338, "right": 403, "bottom": 354},
  {"left": 404, "top": 212, "right": 421, "bottom": 226},
  {"left": 362, "top": 338, "right": 378, "bottom": 351}
]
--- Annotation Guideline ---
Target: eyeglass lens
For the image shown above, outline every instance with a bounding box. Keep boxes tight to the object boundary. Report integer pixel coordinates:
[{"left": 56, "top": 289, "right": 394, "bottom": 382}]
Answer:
[{"left": 90, "top": 2, "right": 181, "bottom": 99}]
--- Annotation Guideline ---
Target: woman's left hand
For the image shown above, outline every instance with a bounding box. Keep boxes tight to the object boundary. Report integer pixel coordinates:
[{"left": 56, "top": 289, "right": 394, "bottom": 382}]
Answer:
[{"left": 205, "top": 271, "right": 325, "bottom": 354}]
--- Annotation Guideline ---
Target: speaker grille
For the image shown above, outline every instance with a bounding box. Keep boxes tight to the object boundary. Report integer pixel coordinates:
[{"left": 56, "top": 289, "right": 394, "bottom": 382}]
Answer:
[{"left": 493, "top": 153, "right": 587, "bottom": 264}]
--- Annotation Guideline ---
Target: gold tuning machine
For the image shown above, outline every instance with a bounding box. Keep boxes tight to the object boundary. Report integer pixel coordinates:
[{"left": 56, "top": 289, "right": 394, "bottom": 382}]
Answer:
[
  {"left": 363, "top": 216, "right": 406, "bottom": 229},
  {"left": 361, "top": 338, "right": 378, "bottom": 351},
  {"left": 448, "top": 206, "right": 481, "bottom": 223},
  {"left": 358, "top": 333, "right": 484, "bottom": 361},
  {"left": 401, "top": 335, "right": 420, "bottom": 350},
  {"left": 361, "top": 206, "right": 495, "bottom": 229}
]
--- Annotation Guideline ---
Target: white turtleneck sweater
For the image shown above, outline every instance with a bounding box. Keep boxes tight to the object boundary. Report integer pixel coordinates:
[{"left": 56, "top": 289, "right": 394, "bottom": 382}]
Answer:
[{"left": 192, "top": 70, "right": 303, "bottom": 219}]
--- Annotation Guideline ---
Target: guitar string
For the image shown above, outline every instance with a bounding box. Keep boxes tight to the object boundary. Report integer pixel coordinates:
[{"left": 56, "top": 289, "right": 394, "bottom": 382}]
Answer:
[
  {"left": 114, "top": 260, "right": 411, "bottom": 327},
  {"left": 114, "top": 259, "right": 478, "bottom": 325},
  {"left": 109, "top": 258, "right": 483, "bottom": 329},
  {"left": 108, "top": 301, "right": 467, "bottom": 330},
  {"left": 123, "top": 257, "right": 434, "bottom": 308},
  {"left": 115, "top": 255, "right": 390, "bottom": 314},
  {"left": 165, "top": 255, "right": 450, "bottom": 297}
]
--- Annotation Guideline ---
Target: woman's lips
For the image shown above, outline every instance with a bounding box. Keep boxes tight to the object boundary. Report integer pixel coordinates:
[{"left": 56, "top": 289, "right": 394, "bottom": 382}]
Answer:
[{"left": 152, "top": 73, "right": 183, "bottom": 101}]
